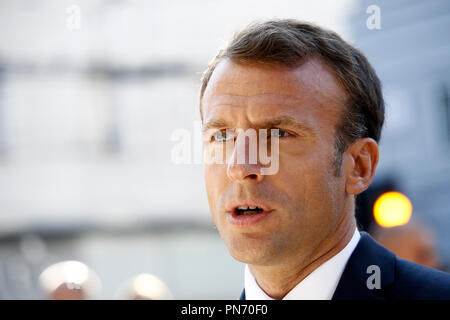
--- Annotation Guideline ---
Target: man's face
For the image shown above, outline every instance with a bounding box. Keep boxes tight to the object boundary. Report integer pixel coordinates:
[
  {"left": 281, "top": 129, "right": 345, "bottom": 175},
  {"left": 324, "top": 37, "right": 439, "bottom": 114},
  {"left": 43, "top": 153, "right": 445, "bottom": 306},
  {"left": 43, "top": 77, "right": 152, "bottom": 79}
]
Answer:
[{"left": 202, "top": 58, "right": 349, "bottom": 266}]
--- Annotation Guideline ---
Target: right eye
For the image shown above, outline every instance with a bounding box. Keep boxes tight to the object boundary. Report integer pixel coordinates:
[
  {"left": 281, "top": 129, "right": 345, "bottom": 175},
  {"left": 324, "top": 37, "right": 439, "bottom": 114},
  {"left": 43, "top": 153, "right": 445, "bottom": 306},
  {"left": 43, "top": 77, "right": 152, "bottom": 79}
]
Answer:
[{"left": 211, "top": 130, "right": 233, "bottom": 142}]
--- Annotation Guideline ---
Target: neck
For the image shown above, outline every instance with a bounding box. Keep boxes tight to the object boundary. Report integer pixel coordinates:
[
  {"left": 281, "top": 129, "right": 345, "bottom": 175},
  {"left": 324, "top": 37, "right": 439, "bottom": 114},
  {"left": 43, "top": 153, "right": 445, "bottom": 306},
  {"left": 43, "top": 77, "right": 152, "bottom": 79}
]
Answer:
[{"left": 248, "top": 204, "right": 356, "bottom": 300}]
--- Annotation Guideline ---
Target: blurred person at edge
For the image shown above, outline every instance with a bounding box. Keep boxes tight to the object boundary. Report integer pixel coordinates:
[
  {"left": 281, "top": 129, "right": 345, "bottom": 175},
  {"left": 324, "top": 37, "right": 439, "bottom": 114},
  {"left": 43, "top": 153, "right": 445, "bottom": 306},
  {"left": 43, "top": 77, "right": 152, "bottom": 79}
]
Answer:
[
  {"left": 199, "top": 19, "right": 450, "bottom": 300},
  {"left": 114, "top": 273, "right": 173, "bottom": 300},
  {"left": 38, "top": 260, "right": 101, "bottom": 300},
  {"left": 372, "top": 221, "right": 442, "bottom": 270}
]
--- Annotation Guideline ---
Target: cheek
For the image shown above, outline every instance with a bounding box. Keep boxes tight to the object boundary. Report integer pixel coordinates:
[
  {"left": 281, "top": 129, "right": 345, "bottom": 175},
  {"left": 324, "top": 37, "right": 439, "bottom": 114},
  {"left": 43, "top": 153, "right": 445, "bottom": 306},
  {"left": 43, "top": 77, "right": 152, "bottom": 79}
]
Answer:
[
  {"left": 278, "top": 150, "right": 325, "bottom": 187},
  {"left": 276, "top": 148, "right": 338, "bottom": 212},
  {"left": 204, "top": 164, "right": 227, "bottom": 212}
]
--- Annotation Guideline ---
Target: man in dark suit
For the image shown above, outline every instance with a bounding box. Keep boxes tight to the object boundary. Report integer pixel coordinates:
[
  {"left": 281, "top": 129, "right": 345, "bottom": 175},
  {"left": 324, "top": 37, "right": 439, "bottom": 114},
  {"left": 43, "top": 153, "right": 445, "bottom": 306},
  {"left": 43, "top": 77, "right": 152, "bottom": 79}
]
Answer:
[
  {"left": 240, "top": 231, "right": 450, "bottom": 300},
  {"left": 199, "top": 19, "right": 450, "bottom": 300}
]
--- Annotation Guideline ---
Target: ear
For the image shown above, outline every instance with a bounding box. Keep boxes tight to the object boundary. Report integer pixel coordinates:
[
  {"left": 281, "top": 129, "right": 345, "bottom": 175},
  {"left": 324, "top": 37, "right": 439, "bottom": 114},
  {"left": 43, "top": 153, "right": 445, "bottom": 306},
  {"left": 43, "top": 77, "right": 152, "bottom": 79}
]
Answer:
[{"left": 344, "top": 138, "right": 379, "bottom": 195}]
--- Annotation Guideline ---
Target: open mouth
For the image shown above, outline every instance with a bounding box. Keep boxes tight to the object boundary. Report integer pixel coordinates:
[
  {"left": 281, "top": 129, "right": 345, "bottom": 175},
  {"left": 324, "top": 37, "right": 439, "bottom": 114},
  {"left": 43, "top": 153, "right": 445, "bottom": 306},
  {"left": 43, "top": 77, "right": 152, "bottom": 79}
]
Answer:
[
  {"left": 226, "top": 201, "right": 273, "bottom": 226},
  {"left": 235, "top": 206, "right": 265, "bottom": 216}
]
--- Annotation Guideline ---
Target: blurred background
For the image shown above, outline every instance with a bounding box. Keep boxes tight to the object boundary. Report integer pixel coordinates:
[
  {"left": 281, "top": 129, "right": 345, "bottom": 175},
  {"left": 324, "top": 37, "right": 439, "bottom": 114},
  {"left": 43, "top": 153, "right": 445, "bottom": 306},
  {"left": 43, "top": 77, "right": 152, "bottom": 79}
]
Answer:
[{"left": 0, "top": 0, "right": 449, "bottom": 299}]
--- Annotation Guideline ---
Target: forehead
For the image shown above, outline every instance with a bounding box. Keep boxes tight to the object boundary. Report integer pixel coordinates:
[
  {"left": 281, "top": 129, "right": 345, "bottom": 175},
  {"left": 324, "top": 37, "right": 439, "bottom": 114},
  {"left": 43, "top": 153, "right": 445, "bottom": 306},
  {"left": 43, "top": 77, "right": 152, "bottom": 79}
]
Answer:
[{"left": 201, "top": 58, "right": 347, "bottom": 125}]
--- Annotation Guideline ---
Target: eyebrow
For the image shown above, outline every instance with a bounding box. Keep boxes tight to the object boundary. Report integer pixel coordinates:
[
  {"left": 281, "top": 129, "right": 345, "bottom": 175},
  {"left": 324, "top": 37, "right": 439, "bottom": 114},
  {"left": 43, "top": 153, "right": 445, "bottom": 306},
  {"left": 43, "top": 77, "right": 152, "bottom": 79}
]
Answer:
[
  {"left": 202, "top": 116, "right": 316, "bottom": 135},
  {"left": 202, "top": 119, "right": 229, "bottom": 133}
]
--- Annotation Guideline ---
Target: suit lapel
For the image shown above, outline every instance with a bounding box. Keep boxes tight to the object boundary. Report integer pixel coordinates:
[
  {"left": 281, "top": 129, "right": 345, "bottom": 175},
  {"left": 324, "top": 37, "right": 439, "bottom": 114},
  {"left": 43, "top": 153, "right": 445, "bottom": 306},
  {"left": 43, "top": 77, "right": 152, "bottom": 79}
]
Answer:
[
  {"left": 332, "top": 232, "right": 396, "bottom": 300},
  {"left": 239, "top": 289, "right": 246, "bottom": 300}
]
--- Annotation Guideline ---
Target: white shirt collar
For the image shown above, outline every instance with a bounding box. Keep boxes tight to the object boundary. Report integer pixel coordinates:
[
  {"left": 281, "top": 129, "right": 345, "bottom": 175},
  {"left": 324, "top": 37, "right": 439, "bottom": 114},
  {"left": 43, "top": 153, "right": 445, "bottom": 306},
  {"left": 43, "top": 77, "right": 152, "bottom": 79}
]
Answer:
[{"left": 244, "top": 228, "right": 361, "bottom": 300}]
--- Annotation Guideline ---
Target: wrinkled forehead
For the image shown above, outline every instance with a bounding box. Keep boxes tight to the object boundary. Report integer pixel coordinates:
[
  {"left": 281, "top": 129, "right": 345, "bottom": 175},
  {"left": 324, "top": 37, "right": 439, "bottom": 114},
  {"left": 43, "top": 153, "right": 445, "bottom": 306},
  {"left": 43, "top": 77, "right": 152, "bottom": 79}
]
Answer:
[{"left": 201, "top": 57, "right": 347, "bottom": 124}]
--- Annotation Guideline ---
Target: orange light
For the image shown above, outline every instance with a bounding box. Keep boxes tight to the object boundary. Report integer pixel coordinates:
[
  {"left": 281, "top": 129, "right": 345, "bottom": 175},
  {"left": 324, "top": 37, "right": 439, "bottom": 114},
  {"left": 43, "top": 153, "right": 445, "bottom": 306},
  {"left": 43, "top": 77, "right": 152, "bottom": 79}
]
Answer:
[{"left": 373, "top": 191, "right": 412, "bottom": 228}]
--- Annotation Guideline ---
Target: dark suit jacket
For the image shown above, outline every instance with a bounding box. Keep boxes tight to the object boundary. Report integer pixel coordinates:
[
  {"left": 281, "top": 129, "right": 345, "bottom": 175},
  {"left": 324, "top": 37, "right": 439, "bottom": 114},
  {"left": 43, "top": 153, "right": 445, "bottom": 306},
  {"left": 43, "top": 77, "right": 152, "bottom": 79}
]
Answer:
[{"left": 239, "top": 232, "right": 450, "bottom": 300}]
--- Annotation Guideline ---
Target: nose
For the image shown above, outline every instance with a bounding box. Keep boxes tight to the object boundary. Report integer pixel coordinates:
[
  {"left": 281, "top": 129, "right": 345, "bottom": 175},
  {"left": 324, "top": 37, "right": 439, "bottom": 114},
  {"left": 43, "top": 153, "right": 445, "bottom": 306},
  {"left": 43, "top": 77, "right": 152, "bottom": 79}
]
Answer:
[
  {"left": 227, "top": 162, "right": 264, "bottom": 182},
  {"left": 226, "top": 134, "right": 264, "bottom": 183}
]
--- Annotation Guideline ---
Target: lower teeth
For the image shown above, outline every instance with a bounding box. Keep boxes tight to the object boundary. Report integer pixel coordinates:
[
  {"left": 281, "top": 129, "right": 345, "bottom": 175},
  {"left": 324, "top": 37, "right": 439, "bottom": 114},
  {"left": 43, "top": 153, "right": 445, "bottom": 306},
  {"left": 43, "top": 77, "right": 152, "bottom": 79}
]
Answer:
[{"left": 239, "top": 210, "right": 261, "bottom": 216}]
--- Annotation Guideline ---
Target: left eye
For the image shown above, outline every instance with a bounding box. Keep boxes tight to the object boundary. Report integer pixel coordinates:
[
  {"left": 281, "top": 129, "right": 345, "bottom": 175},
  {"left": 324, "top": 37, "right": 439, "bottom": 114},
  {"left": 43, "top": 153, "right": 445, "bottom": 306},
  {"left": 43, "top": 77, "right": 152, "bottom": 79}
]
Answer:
[
  {"left": 211, "top": 130, "right": 233, "bottom": 142},
  {"left": 271, "top": 129, "right": 291, "bottom": 138}
]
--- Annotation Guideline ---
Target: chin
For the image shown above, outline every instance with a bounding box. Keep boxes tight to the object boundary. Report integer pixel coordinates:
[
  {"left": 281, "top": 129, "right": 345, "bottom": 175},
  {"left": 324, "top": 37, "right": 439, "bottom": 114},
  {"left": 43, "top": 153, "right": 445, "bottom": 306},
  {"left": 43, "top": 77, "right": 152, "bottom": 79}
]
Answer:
[
  {"left": 225, "top": 237, "right": 278, "bottom": 265},
  {"left": 229, "top": 251, "right": 263, "bottom": 265}
]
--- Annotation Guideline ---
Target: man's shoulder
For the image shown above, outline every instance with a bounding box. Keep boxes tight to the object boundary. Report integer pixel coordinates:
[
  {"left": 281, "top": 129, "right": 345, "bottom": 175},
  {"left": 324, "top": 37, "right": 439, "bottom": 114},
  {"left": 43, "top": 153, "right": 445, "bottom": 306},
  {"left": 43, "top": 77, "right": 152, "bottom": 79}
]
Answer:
[
  {"left": 333, "top": 231, "right": 450, "bottom": 300},
  {"left": 388, "top": 257, "right": 450, "bottom": 299},
  {"left": 240, "top": 232, "right": 450, "bottom": 300}
]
